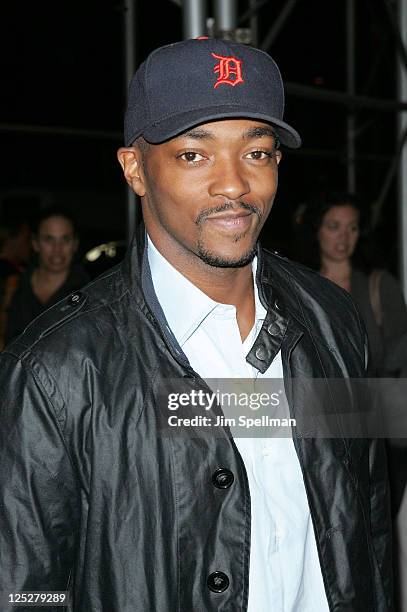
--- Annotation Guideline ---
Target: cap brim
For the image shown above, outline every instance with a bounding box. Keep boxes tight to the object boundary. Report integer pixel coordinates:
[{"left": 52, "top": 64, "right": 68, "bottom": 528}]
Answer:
[{"left": 133, "top": 105, "right": 301, "bottom": 149}]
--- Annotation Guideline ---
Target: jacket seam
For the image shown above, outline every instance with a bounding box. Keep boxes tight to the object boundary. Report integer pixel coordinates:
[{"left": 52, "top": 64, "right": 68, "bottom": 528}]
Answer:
[
  {"left": 24, "top": 354, "right": 78, "bottom": 478},
  {"left": 167, "top": 435, "right": 181, "bottom": 612},
  {"left": 350, "top": 455, "right": 380, "bottom": 611},
  {"left": 18, "top": 354, "right": 78, "bottom": 595}
]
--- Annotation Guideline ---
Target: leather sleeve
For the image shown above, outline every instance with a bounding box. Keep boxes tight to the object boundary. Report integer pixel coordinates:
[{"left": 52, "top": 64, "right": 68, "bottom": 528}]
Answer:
[
  {"left": 369, "top": 437, "right": 394, "bottom": 609},
  {"left": 355, "top": 304, "right": 393, "bottom": 608},
  {"left": 0, "top": 352, "right": 79, "bottom": 610}
]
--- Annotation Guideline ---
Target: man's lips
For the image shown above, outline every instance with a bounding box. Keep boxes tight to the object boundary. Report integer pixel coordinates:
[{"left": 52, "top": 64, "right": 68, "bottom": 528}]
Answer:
[
  {"left": 195, "top": 201, "right": 261, "bottom": 226},
  {"left": 205, "top": 210, "right": 253, "bottom": 230}
]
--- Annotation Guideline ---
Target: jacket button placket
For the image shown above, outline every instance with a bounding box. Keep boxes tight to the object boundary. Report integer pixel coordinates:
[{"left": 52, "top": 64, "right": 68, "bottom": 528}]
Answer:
[
  {"left": 255, "top": 345, "right": 269, "bottom": 361},
  {"left": 207, "top": 571, "right": 230, "bottom": 593},
  {"left": 212, "top": 468, "right": 234, "bottom": 489},
  {"left": 69, "top": 291, "right": 83, "bottom": 305}
]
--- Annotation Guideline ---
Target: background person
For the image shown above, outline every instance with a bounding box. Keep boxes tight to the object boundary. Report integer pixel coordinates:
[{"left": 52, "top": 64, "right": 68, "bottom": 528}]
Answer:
[
  {"left": 5, "top": 206, "right": 89, "bottom": 344},
  {"left": 300, "top": 191, "right": 407, "bottom": 378},
  {"left": 0, "top": 217, "right": 32, "bottom": 349}
]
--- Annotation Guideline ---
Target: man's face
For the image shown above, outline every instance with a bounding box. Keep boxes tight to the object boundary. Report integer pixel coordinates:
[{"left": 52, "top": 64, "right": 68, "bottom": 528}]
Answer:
[{"left": 119, "top": 119, "right": 281, "bottom": 270}]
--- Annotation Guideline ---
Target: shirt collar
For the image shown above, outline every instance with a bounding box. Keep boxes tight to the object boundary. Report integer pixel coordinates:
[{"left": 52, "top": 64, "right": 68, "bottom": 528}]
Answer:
[{"left": 147, "top": 236, "right": 266, "bottom": 347}]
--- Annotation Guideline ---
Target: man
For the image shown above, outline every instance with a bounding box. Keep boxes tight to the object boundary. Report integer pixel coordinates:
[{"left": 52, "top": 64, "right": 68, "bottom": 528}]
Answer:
[{"left": 0, "top": 39, "right": 392, "bottom": 611}]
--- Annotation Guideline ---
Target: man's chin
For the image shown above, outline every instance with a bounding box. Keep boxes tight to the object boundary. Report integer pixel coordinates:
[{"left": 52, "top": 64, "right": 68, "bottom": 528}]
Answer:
[{"left": 197, "top": 244, "right": 257, "bottom": 268}]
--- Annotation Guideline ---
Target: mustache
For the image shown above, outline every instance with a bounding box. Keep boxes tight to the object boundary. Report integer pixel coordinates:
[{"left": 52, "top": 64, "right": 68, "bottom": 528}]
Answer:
[{"left": 195, "top": 201, "right": 262, "bottom": 225}]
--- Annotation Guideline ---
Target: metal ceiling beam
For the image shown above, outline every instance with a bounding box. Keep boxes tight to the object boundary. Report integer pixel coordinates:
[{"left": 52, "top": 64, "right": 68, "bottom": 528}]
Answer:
[
  {"left": 0, "top": 123, "right": 122, "bottom": 139},
  {"left": 249, "top": 0, "right": 259, "bottom": 46},
  {"left": 398, "top": 0, "right": 407, "bottom": 298},
  {"left": 346, "top": 0, "right": 356, "bottom": 193},
  {"left": 260, "top": 0, "right": 299, "bottom": 51},
  {"left": 285, "top": 82, "right": 407, "bottom": 112},
  {"left": 384, "top": 0, "right": 407, "bottom": 71},
  {"left": 123, "top": 0, "right": 138, "bottom": 244},
  {"left": 237, "top": 0, "right": 268, "bottom": 25},
  {"left": 214, "top": 0, "right": 237, "bottom": 35},
  {"left": 181, "top": 0, "right": 207, "bottom": 38},
  {"left": 371, "top": 125, "right": 407, "bottom": 229}
]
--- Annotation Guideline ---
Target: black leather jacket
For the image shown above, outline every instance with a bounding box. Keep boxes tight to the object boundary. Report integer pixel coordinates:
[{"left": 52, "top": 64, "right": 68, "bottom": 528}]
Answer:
[{"left": 0, "top": 229, "right": 392, "bottom": 611}]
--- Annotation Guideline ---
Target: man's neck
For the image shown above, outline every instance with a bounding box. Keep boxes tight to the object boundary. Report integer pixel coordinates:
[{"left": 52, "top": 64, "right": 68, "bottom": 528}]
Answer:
[
  {"left": 148, "top": 236, "right": 257, "bottom": 342},
  {"left": 193, "top": 265, "right": 256, "bottom": 342}
]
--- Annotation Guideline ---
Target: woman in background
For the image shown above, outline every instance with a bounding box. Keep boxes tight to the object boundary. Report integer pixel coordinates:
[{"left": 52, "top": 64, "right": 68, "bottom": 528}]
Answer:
[
  {"left": 301, "top": 192, "right": 407, "bottom": 377},
  {"left": 5, "top": 206, "right": 89, "bottom": 344},
  {"left": 299, "top": 192, "right": 407, "bottom": 520}
]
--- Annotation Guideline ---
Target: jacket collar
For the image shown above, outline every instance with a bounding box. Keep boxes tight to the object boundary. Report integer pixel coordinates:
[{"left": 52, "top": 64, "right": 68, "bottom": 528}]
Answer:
[
  {"left": 121, "top": 222, "right": 305, "bottom": 372},
  {"left": 147, "top": 236, "right": 219, "bottom": 347}
]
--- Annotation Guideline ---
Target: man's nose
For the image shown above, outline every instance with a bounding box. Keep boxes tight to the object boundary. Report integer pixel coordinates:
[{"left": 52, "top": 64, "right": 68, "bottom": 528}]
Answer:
[{"left": 208, "top": 158, "right": 250, "bottom": 200}]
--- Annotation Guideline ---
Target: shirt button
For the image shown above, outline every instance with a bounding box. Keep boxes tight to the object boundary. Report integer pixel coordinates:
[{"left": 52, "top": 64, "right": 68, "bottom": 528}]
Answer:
[
  {"left": 69, "top": 292, "right": 82, "bottom": 305},
  {"left": 267, "top": 321, "right": 280, "bottom": 335},
  {"left": 255, "top": 345, "right": 269, "bottom": 361},
  {"left": 274, "top": 299, "right": 281, "bottom": 311},
  {"left": 212, "top": 468, "right": 234, "bottom": 489},
  {"left": 207, "top": 571, "right": 230, "bottom": 593}
]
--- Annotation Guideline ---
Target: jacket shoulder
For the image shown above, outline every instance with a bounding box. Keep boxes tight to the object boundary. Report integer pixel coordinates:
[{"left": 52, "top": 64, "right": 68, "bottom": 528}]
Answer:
[
  {"left": 4, "top": 264, "right": 126, "bottom": 359},
  {"left": 264, "top": 249, "right": 357, "bottom": 310}
]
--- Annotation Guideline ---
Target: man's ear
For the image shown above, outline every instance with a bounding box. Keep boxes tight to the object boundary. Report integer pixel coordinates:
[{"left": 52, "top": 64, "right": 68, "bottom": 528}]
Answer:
[
  {"left": 275, "top": 150, "right": 282, "bottom": 165},
  {"left": 117, "top": 147, "right": 146, "bottom": 197}
]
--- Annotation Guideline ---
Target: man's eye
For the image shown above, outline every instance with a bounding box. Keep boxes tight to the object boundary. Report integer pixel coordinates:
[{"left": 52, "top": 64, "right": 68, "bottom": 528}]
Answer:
[
  {"left": 178, "top": 151, "right": 205, "bottom": 163},
  {"left": 246, "top": 150, "right": 272, "bottom": 160}
]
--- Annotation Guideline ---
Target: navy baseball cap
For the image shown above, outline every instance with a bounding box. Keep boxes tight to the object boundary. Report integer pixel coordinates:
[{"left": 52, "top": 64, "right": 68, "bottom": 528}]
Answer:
[{"left": 124, "top": 38, "right": 301, "bottom": 148}]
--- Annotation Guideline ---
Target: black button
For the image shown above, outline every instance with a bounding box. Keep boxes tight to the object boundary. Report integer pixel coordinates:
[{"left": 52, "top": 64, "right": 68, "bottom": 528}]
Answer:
[
  {"left": 267, "top": 322, "right": 280, "bottom": 335},
  {"left": 69, "top": 292, "right": 82, "bottom": 305},
  {"left": 255, "top": 345, "right": 268, "bottom": 361},
  {"left": 212, "top": 468, "right": 234, "bottom": 489},
  {"left": 207, "top": 571, "right": 230, "bottom": 593}
]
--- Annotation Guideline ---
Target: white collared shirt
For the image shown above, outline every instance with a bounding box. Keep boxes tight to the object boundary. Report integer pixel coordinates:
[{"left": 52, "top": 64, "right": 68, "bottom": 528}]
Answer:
[{"left": 148, "top": 237, "right": 329, "bottom": 612}]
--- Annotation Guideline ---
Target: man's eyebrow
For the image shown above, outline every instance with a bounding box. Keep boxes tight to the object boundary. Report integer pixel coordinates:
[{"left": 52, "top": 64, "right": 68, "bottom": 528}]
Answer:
[
  {"left": 176, "top": 128, "right": 215, "bottom": 140},
  {"left": 175, "top": 125, "right": 278, "bottom": 141},
  {"left": 243, "top": 126, "right": 277, "bottom": 139}
]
